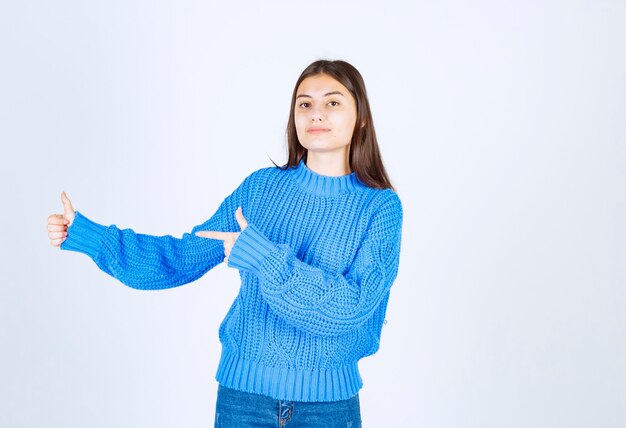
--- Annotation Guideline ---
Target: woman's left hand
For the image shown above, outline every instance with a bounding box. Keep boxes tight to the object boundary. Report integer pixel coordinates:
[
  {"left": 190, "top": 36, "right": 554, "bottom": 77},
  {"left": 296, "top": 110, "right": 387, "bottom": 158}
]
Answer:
[{"left": 195, "top": 207, "right": 248, "bottom": 263}]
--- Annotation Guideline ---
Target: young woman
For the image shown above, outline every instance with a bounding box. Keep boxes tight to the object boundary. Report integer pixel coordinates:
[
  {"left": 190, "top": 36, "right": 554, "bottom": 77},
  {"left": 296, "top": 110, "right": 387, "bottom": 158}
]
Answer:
[{"left": 47, "top": 60, "right": 403, "bottom": 428}]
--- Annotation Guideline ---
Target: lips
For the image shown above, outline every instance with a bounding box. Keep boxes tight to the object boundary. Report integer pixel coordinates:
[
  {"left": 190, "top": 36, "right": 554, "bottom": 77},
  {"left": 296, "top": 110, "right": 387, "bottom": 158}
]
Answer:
[{"left": 307, "top": 128, "right": 331, "bottom": 134}]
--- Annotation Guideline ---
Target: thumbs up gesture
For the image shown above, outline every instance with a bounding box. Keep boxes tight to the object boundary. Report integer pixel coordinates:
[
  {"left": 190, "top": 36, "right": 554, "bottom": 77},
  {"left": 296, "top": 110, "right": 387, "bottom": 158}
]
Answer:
[
  {"left": 195, "top": 207, "right": 248, "bottom": 264},
  {"left": 47, "top": 191, "right": 76, "bottom": 247}
]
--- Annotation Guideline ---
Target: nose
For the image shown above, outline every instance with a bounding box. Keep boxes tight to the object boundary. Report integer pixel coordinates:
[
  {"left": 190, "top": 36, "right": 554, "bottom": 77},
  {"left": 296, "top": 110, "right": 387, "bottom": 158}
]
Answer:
[{"left": 311, "top": 107, "right": 325, "bottom": 121}]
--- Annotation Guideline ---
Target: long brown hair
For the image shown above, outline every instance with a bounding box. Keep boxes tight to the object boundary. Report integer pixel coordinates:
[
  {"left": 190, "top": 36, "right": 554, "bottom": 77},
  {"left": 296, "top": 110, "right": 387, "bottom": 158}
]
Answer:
[{"left": 272, "top": 59, "right": 395, "bottom": 191}]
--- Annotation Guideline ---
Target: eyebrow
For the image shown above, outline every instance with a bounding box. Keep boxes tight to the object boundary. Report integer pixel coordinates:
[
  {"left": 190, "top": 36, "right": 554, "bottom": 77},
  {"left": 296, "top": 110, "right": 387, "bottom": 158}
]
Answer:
[{"left": 296, "top": 91, "right": 346, "bottom": 99}]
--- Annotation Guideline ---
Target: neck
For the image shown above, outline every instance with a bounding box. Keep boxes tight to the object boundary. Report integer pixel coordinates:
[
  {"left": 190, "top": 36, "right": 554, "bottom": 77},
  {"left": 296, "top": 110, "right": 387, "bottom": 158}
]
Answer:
[{"left": 305, "top": 151, "right": 351, "bottom": 176}]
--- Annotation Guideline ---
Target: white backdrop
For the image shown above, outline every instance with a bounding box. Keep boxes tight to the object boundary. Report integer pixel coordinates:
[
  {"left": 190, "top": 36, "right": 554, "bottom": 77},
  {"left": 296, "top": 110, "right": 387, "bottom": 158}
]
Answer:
[{"left": 1, "top": 1, "right": 625, "bottom": 427}]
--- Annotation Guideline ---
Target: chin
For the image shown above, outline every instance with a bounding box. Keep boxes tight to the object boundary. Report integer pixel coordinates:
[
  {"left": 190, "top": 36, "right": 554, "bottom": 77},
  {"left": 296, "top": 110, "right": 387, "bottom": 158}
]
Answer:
[{"left": 303, "top": 144, "right": 339, "bottom": 152}]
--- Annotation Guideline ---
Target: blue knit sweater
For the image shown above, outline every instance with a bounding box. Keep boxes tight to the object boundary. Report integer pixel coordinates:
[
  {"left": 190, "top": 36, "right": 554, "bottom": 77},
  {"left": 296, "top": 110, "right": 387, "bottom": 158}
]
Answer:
[{"left": 61, "top": 159, "right": 403, "bottom": 402}]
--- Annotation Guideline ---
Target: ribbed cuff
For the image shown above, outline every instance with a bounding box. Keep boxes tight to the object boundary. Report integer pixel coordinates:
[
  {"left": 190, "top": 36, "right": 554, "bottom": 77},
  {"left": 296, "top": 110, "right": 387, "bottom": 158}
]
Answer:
[
  {"left": 228, "top": 223, "right": 276, "bottom": 274},
  {"left": 60, "top": 211, "right": 108, "bottom": 259}
]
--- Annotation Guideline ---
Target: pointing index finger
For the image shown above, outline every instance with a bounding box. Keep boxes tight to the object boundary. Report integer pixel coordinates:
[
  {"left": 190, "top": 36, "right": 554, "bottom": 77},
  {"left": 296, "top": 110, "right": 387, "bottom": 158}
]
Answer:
[{"left": 195, "top": 231, "right": 230, "bottom": 240}]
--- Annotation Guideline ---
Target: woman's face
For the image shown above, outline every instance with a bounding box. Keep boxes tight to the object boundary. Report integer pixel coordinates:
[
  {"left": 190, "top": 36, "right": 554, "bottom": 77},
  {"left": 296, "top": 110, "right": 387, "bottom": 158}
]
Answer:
[{"left": 294, "top": 74, "right": 357, "bottom": 157}]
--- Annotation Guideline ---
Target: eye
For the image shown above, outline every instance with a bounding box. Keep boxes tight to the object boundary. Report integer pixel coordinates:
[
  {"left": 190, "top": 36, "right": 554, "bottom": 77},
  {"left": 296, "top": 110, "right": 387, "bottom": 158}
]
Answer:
[
  {"left": 328, "top": 101, "right": 340, "bottom": 107},
  {"left": 298, "top": 102, "right": 310, "bottom": 108}
]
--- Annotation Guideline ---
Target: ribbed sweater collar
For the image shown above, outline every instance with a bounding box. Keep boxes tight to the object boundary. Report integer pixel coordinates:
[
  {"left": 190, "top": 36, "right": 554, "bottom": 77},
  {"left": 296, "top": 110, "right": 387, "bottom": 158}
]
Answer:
[{"left": 290, "top": 159, "right": 362, "bottom": 196}]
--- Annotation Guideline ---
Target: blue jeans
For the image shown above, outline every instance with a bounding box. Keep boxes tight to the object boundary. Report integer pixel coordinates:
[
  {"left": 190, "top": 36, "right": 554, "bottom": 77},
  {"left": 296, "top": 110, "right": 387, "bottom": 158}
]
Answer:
[{"left": 215, "top": 384, "right": 362, "bottom": 427}]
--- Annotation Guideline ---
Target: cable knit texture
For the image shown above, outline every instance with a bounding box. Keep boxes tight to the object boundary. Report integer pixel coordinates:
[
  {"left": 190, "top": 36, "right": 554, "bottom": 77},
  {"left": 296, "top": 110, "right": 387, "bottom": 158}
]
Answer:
[{"left": 61, "top": 159, "right": 403, "bottom": 402}]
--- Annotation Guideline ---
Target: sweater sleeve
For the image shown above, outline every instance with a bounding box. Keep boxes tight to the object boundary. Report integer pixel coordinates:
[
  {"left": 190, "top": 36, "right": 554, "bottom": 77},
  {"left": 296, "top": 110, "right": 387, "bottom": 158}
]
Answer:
[
  {"left": 60, "top": 175, "right": 252, "bottom": 290},
  {"left": 227, "top": 192, "right": 403, "bottom": 337}
]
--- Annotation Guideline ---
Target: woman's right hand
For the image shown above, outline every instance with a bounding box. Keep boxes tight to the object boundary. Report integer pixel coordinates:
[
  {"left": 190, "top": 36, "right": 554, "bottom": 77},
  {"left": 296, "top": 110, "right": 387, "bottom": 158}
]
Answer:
[{"left": 48, "top": 191, "right": 76, "bottom": 247}]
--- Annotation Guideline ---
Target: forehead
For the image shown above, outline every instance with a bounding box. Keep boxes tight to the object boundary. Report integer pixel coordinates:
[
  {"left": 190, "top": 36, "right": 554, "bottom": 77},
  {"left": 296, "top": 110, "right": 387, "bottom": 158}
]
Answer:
[{"left": 297, "top": 74, "right": 352, "bottom": 97}]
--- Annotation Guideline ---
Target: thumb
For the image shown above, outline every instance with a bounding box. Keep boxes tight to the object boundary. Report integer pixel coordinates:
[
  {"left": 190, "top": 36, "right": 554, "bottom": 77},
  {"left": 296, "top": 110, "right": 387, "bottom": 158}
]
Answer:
[
  {"left": 235, "top": 206, "right": 248, "bottom": 231},
  {"left": 61, "top": 191, "right": 75, "bottom": 223}
]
